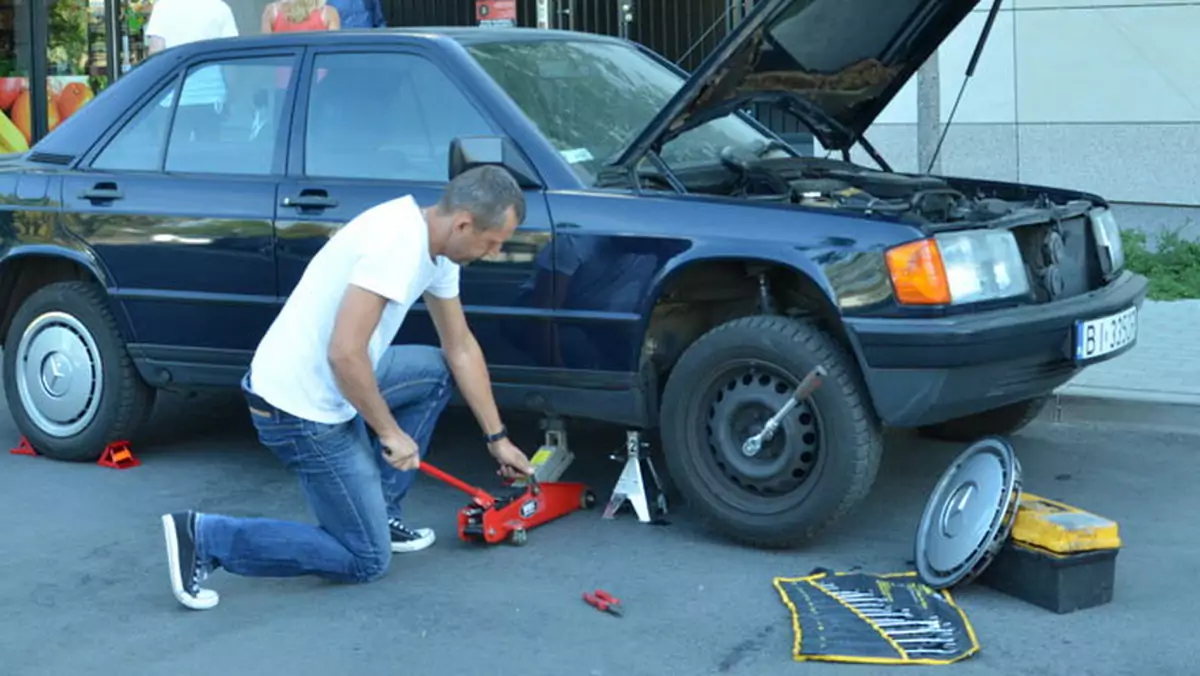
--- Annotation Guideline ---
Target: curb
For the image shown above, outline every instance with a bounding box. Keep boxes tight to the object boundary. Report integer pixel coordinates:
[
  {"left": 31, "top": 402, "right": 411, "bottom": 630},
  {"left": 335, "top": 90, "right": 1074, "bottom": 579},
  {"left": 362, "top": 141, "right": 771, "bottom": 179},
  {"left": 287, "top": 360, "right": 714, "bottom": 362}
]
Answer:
[{"left": 1039, "top": 390, "right": 1200, "bottom": 434}]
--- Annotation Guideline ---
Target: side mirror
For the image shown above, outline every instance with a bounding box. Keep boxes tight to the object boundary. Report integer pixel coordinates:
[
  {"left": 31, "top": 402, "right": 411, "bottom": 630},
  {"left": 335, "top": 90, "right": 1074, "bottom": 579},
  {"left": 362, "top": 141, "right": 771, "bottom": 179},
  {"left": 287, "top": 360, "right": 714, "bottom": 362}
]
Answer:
[{"left": 448, "top": 136, "right": 542, "bottom": 189}]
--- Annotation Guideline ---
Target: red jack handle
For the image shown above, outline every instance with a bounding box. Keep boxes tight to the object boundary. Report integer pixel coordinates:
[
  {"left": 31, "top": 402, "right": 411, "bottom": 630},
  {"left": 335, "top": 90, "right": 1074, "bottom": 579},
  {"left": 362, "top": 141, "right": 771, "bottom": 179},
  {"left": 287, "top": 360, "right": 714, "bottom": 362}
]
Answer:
[{"left": 419, "top": 462, "right": 495, "bottom": 508}]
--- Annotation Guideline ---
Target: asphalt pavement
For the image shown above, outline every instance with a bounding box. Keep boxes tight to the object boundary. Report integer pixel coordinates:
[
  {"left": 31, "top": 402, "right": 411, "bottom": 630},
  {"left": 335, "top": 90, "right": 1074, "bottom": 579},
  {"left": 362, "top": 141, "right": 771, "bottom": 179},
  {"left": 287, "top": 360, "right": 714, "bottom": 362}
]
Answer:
[{"left": 1, "top": 389, "right": 1196, "bottom": 676}]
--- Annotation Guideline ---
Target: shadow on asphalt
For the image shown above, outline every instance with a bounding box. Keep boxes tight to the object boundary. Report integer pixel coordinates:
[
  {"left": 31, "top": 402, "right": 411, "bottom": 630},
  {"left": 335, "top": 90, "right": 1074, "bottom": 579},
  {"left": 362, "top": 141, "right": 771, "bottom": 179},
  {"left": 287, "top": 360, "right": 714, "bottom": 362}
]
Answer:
[
  {"left": 129, "top": 388, "right": 637, "bottom": 487},
  {"left": 124, "top": 386, "right": 990, "bottom": 553}
]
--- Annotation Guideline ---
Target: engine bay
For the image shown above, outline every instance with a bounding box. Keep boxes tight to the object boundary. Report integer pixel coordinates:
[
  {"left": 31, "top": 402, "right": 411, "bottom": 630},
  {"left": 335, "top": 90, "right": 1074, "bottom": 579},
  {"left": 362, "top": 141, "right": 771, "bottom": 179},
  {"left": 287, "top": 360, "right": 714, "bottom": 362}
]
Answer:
[{"left": 709, "top": 150, "right": 1096, "bottom": 229}]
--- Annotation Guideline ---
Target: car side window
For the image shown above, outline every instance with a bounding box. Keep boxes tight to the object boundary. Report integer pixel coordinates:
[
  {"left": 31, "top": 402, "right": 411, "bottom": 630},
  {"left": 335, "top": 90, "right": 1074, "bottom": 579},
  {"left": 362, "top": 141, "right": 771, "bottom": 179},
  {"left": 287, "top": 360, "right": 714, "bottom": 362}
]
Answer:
[
  {"left": 163, "top": 55, "right": 294, "bottom": 176},
  {"left": 303, "top": 52, "right": 495, "bottom": 182},
  {"left": 91, "top": 82, "right": 180, "bottom": 172},
  {"left": 92, "top": 54, "right": 294, "bottom": 175}
]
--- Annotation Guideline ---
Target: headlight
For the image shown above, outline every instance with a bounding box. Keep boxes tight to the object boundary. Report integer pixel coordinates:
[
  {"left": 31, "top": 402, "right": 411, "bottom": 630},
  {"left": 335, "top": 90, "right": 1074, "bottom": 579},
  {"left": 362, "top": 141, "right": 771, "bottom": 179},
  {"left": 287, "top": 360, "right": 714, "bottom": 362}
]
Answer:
[
  {"left": 1089, "top": 208, "right": 1125, "bottom": 276},
  {"left": 885, "top": 230, "right": 1030, "bottom": 306}
]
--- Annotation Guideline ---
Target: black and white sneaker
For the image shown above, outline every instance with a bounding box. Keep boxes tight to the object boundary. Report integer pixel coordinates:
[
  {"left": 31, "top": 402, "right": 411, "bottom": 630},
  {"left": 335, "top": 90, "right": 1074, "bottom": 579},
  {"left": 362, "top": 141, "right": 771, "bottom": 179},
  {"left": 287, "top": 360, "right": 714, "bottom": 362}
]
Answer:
[
  {"left": 388, "top": 518, "right": 435, "bottom": 553},
  {"left": 161, "top": 511, "right": 219, "bottom": 610}
]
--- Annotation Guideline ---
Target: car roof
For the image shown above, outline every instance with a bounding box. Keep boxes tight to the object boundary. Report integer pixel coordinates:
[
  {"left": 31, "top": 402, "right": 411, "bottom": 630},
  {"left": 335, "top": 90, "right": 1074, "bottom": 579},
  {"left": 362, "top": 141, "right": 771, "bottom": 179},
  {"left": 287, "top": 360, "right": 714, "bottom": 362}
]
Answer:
[
  {"left": 27, "top": 26, "right": 632, "bottom": 164},
  {"left": 175, "top": 25, "right": 631, "bottom": 53}
]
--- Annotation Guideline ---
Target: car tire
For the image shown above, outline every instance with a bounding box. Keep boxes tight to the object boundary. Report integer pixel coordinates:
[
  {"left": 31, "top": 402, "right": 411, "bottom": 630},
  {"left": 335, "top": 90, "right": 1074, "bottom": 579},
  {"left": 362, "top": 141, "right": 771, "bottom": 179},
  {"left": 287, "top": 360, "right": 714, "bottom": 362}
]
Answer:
[
  {"left": 915, "top": 396, "right": 1049, "bottom": 443},
  {"left": 659, "top": 315, "right": 883, "bottom": 549},
  {"left": 3, "top": 280, "right": 156, "bottom": 462}
]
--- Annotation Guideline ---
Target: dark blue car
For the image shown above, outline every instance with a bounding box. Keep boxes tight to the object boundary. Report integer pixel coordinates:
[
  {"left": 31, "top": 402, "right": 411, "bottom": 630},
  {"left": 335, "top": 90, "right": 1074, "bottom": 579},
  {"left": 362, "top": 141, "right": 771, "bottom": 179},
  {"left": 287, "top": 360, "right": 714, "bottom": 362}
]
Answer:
[{"left": 0, "top": 0, "right": 1146, "bottom": 548}]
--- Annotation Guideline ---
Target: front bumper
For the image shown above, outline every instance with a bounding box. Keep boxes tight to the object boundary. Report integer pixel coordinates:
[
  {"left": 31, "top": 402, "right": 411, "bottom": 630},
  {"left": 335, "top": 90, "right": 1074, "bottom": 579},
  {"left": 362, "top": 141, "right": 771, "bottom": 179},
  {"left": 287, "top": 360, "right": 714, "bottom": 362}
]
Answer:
[{"left": 844, "top": 270, "right": 1149, "bottom": 428}]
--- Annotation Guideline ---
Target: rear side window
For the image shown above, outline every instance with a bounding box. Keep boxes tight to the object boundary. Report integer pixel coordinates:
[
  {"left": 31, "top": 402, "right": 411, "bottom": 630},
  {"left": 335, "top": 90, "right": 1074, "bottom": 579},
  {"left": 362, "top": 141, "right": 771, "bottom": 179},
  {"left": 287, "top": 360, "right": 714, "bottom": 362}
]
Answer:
[{"left": 91, "top": 84, "right": 178, "bottom": 172}]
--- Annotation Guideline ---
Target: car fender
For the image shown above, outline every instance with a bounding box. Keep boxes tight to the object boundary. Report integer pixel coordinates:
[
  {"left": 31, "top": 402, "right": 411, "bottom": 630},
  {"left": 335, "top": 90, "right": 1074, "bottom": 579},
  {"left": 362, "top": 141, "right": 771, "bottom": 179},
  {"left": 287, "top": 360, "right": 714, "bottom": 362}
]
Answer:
[
  {"left": 637, "top": 241, "right": 843, "bottom": 329},
  {"left": 0, "top": 242, "right": 134, "bottom": 342},
  {"left": 0, "top": 241, "right": 109, "bottom": 282},
  {"left": 636, "top": 241, "right": 886, "bottom": 380}
]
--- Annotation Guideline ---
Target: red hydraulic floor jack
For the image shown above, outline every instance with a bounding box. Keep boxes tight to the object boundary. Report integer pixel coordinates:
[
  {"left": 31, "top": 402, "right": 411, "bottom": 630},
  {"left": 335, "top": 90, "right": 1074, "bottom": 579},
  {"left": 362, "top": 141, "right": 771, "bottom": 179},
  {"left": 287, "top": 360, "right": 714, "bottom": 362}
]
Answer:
[{"left": 419, "top": 462, "right": 596, "bottom": 546}]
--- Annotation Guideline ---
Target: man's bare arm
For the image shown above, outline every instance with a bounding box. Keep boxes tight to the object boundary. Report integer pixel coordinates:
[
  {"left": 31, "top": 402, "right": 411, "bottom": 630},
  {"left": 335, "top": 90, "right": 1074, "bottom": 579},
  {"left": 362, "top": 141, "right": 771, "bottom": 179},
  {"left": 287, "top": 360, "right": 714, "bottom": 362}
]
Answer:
[
  {"left": 424, "top": 292, "right": 503, "bottom": 437},
  {"left": 328, "top": 284, "right": 403, "bottom": 438}
]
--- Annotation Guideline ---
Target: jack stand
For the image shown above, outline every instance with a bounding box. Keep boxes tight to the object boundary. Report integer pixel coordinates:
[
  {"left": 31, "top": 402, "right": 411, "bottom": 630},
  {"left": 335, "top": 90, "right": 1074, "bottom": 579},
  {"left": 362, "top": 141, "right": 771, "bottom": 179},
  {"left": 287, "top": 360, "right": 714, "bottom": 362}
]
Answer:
[
  {"left": 513, "top": 415, "right": 576, "bottom": 486},
  {"left": 602, "top": 430, "right": 668, "bottom": 523}
]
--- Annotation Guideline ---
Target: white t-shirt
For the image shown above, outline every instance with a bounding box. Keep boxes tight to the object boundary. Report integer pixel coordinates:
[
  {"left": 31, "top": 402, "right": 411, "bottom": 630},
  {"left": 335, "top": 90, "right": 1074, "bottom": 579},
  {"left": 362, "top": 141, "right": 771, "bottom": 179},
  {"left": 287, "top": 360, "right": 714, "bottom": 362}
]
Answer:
[
  {"left": 146, "top": 0, "right": 239, "bottom": 106},
  {"left": 248, "top": 195, "right": 461, "bottom": 424}
]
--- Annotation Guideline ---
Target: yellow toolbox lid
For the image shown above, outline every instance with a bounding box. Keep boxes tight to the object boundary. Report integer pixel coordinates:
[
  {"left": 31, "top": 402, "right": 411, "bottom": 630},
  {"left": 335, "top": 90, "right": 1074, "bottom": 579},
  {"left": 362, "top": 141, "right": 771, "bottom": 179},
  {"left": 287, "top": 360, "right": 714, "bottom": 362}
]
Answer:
[{"left": 1010, "top": 493, "right": 1121, "bottom": 554}]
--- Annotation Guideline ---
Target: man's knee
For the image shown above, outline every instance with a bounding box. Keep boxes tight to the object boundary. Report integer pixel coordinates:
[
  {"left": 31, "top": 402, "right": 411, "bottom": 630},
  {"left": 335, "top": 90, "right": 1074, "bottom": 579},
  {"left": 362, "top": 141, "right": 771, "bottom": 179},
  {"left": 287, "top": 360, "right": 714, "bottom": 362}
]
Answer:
[
  {"left": 382, "top": 345, "right": 451, "bottom": 383},
  {"left": 350, "top": 521, "right": 392, "bottom": 583},
  {"left": 352, "top": 547, "right": 391, "bottom": 583}
]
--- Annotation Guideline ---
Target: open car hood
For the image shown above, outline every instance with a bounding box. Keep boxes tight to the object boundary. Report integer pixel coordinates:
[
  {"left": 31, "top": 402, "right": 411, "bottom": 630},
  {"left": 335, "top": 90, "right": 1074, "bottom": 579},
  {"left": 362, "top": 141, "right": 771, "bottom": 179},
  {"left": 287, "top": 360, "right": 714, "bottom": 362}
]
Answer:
[{"left": 607, "top": 0, "right": 980, "bottom": 168}]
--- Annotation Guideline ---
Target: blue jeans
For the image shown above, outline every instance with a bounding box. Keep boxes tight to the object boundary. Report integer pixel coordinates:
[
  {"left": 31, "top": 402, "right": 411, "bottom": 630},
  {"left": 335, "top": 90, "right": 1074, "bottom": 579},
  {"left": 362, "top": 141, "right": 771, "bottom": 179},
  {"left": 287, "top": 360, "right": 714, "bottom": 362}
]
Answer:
[{"left": 193, "top": 345, "right": 453, "bottom": 584}]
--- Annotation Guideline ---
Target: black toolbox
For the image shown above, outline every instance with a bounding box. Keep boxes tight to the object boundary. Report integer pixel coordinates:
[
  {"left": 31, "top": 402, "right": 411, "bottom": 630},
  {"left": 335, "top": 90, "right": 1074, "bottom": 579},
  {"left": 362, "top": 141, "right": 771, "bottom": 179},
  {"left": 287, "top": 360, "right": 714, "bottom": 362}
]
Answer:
[{"left": 978, "top": 492, "right": 1120, "bottom": 614}]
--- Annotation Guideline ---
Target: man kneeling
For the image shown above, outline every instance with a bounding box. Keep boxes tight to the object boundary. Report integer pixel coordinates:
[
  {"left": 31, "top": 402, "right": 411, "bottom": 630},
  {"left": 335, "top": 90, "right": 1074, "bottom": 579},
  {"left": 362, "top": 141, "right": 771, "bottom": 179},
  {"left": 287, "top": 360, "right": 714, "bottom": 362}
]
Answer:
[{"left": 160, "top": 165, "right": 534, "bottom": 610}]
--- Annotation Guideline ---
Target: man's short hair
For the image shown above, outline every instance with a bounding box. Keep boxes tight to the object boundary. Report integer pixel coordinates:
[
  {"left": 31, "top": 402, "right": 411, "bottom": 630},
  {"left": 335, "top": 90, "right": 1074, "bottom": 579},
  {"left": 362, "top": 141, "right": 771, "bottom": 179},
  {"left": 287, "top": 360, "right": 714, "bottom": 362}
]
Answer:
[{"left": 439, "top": 165, "right": 526, "bottom": 231}]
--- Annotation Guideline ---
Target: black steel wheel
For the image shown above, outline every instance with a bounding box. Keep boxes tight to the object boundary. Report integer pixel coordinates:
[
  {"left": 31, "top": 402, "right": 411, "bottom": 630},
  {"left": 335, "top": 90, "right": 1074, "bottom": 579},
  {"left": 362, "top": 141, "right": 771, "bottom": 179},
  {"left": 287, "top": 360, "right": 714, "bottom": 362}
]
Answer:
[
  {"left": 702, "top": 362, "right": 824, "bottom": 506},
  {"left": 660, "top": 315, "right": 883, "bottom": 549}
]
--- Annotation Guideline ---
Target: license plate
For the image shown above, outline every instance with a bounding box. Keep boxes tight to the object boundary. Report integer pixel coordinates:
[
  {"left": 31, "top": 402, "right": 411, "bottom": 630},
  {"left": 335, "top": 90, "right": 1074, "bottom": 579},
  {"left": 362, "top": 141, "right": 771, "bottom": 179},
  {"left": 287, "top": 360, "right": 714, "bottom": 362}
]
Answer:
[{"left": 1074, "top": 305, "right": 1138, "bottom": 362}]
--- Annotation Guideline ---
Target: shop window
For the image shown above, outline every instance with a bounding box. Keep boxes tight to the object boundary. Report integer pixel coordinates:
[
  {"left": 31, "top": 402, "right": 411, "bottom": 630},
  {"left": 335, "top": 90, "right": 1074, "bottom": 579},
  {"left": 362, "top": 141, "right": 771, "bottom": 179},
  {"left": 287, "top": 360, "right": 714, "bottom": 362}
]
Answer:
[
  {"left": 303, "top": 52, "right": 495, "bottom": 183},
  {"left": 162, "top": 55, "right": 293, "bottom": 175},
  {"left": 0, "top": 1, "right": 34, "bottom": 153},
  {"left": 45, "top": 1, "right": 107, "bottom": 138}
]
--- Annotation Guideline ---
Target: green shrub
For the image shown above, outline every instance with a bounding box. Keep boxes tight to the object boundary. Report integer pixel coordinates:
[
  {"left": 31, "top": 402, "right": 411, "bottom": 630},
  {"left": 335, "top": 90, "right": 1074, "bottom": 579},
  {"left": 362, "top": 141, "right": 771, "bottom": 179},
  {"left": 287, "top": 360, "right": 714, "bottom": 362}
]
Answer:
[{"left": 1121, "top": 227, "right": 1200, "bottom": 300}]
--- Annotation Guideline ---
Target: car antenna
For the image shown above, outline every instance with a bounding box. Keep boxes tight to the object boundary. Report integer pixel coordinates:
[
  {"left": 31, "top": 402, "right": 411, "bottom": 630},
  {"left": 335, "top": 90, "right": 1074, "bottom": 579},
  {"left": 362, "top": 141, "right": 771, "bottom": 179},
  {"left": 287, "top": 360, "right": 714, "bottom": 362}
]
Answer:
[{"left": 926, "top": 0, "right": 1004, "bottom": 175}]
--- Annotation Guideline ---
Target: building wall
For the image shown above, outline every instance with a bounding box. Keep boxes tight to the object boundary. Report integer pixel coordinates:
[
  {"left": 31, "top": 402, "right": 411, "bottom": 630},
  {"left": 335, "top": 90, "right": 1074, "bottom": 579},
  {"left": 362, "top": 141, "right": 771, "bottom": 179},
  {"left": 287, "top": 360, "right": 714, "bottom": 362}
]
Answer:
[{"left": 841, "top": 0, "right": 1200, "bottom": 240}]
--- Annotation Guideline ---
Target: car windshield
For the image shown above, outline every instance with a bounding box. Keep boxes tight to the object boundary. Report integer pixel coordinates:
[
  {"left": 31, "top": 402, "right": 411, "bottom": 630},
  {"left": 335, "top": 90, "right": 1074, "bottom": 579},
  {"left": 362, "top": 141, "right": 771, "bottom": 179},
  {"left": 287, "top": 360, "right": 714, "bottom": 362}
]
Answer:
[{"left": 466, "top": 38, "right": 782, "bottom": 185}]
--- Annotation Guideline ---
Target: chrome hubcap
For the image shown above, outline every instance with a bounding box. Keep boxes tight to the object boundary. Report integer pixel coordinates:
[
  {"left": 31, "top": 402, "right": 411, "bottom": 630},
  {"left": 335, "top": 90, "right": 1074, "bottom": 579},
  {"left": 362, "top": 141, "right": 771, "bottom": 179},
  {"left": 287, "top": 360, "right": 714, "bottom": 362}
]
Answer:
[{"left": 15, "top": 311, "right": 103, "bottom": 437}]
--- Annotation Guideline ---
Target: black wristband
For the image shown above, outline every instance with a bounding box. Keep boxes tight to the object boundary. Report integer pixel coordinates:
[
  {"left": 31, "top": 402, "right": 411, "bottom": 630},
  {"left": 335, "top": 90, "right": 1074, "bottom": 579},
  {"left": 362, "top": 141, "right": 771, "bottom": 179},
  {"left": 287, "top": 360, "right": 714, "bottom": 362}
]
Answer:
[{"left": 484, "top": 426, "right": 507, "bottom": 443}]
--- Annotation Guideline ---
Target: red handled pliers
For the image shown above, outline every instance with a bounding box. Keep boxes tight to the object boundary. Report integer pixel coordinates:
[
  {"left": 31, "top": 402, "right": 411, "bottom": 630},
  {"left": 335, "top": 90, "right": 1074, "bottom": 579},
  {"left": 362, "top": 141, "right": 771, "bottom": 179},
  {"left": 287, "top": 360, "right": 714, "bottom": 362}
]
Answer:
[{"left": 583, "top": 589, "right": 623, "bottom": 617}]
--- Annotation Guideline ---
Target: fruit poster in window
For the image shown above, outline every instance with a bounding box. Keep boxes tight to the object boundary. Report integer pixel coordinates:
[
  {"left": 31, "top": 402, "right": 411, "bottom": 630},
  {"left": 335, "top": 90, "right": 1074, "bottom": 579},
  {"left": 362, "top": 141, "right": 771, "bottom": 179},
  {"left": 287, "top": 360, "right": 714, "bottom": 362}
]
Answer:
[{"left": 0, "top": 76, "right": 96, "bottom": 153}]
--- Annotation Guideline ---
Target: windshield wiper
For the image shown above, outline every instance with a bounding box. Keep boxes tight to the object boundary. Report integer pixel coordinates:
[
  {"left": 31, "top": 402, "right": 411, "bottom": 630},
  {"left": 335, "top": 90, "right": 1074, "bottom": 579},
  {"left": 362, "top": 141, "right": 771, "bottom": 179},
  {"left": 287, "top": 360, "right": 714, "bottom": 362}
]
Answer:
[{"left": 594, "top": 149, "right": 687, "bottom": 194}]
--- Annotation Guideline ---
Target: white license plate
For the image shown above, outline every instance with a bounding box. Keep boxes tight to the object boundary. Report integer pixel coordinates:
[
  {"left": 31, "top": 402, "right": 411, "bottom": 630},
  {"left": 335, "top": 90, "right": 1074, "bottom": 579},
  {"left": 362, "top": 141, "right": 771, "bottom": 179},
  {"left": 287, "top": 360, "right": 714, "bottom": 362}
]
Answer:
[{"left": 1074, "top": 305, "right": 1138, "bottom": 361}]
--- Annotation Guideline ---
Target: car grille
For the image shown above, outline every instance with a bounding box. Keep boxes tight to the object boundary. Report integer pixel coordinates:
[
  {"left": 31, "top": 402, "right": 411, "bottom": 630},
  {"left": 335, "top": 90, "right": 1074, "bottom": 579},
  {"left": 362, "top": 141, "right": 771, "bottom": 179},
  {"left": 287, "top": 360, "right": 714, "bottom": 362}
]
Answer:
[{"left": 1011, "top": 215, "right": 1104, "bottom": 303}]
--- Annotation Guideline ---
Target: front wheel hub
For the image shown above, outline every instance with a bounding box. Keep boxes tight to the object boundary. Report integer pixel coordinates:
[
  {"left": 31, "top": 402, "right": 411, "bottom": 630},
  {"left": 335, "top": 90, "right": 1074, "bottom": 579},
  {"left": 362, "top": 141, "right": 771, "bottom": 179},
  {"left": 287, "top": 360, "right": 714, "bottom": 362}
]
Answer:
[{"left": 705, "top": 366, "right": 820, "bottom": 496}]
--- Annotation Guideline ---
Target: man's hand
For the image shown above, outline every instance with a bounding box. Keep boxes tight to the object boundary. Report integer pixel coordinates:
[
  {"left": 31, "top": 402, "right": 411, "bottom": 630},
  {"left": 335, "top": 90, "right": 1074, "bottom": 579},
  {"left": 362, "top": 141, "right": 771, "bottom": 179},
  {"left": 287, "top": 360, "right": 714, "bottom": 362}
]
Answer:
[
  {"left": 381, "top": 430, "right": 419, "bottom": 471},
  {"left": 489, "top": 438, "right": 533, "bottom": 479}
]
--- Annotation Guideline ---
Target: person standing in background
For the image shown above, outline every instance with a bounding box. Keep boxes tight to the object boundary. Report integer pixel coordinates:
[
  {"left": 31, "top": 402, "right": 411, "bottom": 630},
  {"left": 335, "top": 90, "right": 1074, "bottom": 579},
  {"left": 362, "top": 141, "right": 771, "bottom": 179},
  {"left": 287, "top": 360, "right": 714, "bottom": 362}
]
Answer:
[
  {"left": 262, "top": 0, "right": 342, "bottom": 33},
  {"left": 145, "top": 0, "right": 239, "bottom": 142},
  {"left": 325, "top": 0, "right": 385, "bottom": 29},
  {"left": 145, "top": 0, "right": 239, "bottom": 55}
]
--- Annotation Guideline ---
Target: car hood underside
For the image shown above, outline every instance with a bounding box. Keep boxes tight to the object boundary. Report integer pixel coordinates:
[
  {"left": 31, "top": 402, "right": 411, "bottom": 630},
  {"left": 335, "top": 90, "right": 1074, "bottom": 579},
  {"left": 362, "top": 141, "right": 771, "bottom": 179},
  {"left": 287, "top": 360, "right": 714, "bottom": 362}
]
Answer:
[{"left": 610, "top": 0, "right": 981, "bottom": 167}]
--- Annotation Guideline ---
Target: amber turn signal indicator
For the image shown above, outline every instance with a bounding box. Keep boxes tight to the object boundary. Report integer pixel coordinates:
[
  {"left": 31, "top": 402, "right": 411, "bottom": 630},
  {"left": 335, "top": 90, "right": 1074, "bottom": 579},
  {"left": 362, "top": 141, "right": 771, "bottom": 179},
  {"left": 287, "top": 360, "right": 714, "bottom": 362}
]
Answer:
[{"left": 886, "top": 238, "right": 951, "bottom": 305}]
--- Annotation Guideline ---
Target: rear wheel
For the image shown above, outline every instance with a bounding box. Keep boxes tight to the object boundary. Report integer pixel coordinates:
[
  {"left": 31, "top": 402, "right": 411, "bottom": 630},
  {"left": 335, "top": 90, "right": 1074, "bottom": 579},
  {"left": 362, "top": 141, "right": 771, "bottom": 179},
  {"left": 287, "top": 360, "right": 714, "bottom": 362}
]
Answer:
[
  {"left": 3, "top": 281, "right": 156, "bottom": 462},
  {"left": 916, "top": 396, "right": 1049, "bottom": 442},
  {"left": 659, "top": 315, "right": 883, "bottom": 549}
]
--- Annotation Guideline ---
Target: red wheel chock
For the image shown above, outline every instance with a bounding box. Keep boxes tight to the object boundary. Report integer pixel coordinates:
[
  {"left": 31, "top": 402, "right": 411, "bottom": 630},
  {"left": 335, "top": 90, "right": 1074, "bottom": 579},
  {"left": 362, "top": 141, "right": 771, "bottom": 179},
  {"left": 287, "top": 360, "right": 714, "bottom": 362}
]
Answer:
[
  {"left": 97, "top": 440, "right": 140, "bottom": 469},
  {"left": 9, "top": 436, "right": 141, "bottom": 469},
  {"left": 10, "top": 436, "right": 38, "bottom": 456}
]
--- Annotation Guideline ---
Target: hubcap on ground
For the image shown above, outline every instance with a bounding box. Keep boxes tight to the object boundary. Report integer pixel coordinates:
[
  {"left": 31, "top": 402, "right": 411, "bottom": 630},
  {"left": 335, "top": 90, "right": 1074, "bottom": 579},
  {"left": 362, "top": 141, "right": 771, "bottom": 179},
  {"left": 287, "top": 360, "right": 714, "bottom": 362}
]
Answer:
[
  {"left": 703, "top": 363, "right": 822, "bottom": 501},
  {"left": 15, "top": 311, "right": 104, "bottom": 437}
]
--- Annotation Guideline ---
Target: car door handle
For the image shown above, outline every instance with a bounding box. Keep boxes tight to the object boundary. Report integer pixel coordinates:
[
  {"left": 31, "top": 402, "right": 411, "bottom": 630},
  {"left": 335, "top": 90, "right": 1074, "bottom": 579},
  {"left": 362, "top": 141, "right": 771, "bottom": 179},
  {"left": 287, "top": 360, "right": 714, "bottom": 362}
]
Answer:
[
  {"left": 281, "top": 192, "right": 338, "bottom": 210},
  {"left": 79, "top": 183, "right": 123, "bottom": 202}
]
